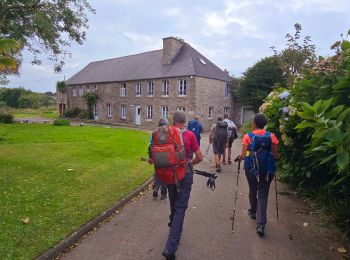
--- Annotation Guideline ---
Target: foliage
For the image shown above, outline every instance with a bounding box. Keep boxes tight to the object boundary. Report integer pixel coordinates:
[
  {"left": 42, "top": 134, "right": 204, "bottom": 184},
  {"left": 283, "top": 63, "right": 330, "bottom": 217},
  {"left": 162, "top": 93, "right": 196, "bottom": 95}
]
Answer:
[
  {"left": 0, "top": 124, "right": 152, "bottom": 259},
  {"left": 64, "top": 106, "right": 82, "bottom": 118},
  {"left": 271, "top": 23, "right": 317, "bottom": 86},
  {"left": 0, "top": 0, "right": 95, "bottom": 74},
  {"left": 241, "top": 119, "right": 253, "bottom": 134},
  {"left": 235, "top": 56, "right": 285, "bottom": 111},
  {"left": 83, "top": 92, "right": 99, "bottom": 119},
  {"left": 0, "top": 38, "right": 21, "bottom": 83},
  {"left": 52, "top": 118, "right": 70, "bottom": 126},
  {"left": 0, "top": 87, "right": 55, "bottom": 108},
  {"left": 56, "top": 81, "right": 67, "bottom": 93},
  {"left": 261, "top": 32, "right": 350, "bottom": 236},
  {"left": 0, "top": 112, "right": 14, "bottom": 123}
]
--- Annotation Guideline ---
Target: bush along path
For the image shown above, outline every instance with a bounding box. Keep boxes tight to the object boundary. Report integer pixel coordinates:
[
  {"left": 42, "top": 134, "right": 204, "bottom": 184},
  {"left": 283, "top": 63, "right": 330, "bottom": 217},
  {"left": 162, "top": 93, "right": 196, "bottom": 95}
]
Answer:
[
  {"left": 62, "top": 135, "right": 342, "bottom": 260},
  {"left": 260, "top": 34, "right": 350, "bottom": 240}
]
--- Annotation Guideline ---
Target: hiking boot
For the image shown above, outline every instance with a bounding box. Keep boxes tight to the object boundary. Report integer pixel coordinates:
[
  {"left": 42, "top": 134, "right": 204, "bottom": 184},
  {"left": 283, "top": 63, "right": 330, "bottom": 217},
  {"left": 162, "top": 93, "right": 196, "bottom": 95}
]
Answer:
[
  {"left": 162, "top": 249, "right": 176, "bottom": 260},
  {"left": 152, "top": 190, "right": 158, "bottom": 198},
  {"left": 160, "top": 193, "right": 167, "bottom": 200},
  {"left": 256, "top": 225, "right": 265, "bottom": 236},
  {"left": 248, "top": 209, "right": 256, "bottom": 219},
  {"left": 227, "top": 158, "right": 232, "bottom": 164},
  {"left": 216, "top": 164, "right": 222, "bottom": 172}
]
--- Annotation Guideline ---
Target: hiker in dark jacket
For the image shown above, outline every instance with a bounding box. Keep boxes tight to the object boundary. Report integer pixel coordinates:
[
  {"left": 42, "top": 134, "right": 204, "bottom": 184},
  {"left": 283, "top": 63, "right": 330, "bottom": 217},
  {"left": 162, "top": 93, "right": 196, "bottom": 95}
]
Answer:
[
  {"left": 239, "top": 114, "right": 279, "bottom": 236},
  {"left": 209, "top": 115, "right": 228, "bottom": 172},
  {"left": 149, "top": 118, "right": 169, "bottom": 200},
  {"left": 162, "top": 110, "right": 203, "bottom": 260}
]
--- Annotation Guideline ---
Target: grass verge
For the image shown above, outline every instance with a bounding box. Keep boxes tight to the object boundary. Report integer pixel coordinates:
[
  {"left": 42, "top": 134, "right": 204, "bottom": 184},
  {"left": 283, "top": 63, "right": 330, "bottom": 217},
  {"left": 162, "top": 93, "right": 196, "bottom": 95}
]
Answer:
[{"left": 0, "top": 124, "right": 152, "bottom": 259}]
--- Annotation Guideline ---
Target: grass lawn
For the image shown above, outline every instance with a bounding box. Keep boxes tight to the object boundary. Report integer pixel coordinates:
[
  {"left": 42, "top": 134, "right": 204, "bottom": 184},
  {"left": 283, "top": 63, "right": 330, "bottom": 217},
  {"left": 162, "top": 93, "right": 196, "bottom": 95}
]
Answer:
[
  {"left": 0, "top": 124, "right": 153, "bottom": 259},
  {"left": 10, "top": 107, "right": 58, "bottom": 119}
]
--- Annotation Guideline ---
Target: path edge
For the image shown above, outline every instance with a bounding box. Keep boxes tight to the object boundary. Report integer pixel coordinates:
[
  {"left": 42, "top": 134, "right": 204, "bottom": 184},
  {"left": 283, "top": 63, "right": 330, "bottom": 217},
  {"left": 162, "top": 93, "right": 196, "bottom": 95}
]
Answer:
[{"left": 36, "top": 178, "right": 153, "bottom": 260}]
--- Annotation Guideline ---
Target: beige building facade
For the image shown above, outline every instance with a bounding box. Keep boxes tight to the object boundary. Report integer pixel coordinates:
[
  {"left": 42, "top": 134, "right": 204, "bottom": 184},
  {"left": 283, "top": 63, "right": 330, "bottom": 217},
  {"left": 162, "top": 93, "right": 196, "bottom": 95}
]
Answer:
[{"left": 59, "top": 37, "right": 236, "bottom": 130}]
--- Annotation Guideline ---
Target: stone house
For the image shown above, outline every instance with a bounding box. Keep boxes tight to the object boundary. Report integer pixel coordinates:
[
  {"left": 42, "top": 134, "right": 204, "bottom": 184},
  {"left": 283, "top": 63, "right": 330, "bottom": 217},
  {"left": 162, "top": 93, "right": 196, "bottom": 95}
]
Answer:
[{"left": 58, "top": 37, "right": 236, "bottom": 130}]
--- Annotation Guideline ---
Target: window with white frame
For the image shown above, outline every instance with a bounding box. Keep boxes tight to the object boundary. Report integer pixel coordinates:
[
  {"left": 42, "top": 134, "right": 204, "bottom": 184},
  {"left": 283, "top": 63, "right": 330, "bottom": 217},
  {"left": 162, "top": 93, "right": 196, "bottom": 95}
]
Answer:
[
  {"left": 147, "top": 105, "right": 153, "bottom": 120},
  {"left": 107, "top": 104, "right": 112, "bottom": 117},
  {"left": 147, "top": 81, "right": 154, "bottom": 96},
  {"left": 209, "top": 107, "right": 213, "bottom": 119},
  {"left": 161, "top": 106, "right": 168, "bottom": 118},
  {"left": 224, "top": 107, "right": 230, "bottom": 114},
  {"left": 86, "top": 85, "right": 90, "bottom": 92},
  {"left": 136, "top": 82, "right": 142, "bottom": 96},
  {"left": 225, "top": 83, "right": 231, "bottom": 98},
  {"left": 93, "top": 84, "right": 97, "bottom": 91},
  {"left": 72, "top": 86, "right": 77, "bottom": 97},
  {"left": 177, "top": 106, "right": 185, "bottom": 111},
  {"left": 121, "top": 105, "right": 127, "bottom": 119},
  {"left": 162, "top": 80, "right": 169, "bottom": 96},
  {"left": 178, "top": 79, "right": 186, "bottom": 96},
  {"left": 79, "top": 86, "right": 84, "bottom": 96},
  {"left": 94, "top": 103, "right": 98, "bottom": 117},
  {"left": 120, "top": 83, "right": 126, "bottom": 96}
]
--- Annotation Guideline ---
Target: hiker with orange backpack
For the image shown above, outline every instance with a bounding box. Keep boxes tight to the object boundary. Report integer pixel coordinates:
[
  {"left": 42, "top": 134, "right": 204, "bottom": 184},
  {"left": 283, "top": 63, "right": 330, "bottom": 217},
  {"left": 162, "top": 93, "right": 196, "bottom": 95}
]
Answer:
[
  {"left": 239, "top": 114, "right": 279, "bottom": 236},
  {"left": 149, "top": 111, "right": 203, "bottom": 260}
]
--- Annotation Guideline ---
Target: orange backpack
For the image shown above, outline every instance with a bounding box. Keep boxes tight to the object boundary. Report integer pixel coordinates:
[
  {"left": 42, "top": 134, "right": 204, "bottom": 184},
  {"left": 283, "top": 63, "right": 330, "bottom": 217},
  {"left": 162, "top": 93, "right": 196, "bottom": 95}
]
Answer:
[{"left": 150, "top": 125, "right": 187, "bottom": 184}]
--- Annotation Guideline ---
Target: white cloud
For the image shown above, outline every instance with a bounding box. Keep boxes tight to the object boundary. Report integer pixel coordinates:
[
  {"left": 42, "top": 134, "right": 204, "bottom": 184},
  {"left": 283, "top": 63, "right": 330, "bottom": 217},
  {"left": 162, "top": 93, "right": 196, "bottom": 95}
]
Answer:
[{"left": 163, "top": 7, "right": 182, "bottom": 17}]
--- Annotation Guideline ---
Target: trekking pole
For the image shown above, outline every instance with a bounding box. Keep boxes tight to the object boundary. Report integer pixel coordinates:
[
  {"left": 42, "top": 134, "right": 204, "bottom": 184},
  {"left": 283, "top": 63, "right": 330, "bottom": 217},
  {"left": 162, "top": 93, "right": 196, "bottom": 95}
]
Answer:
[
  {"left": 231, "top": 155, "right": 241, "bottom": 233},
  {"left": 203, "top": 143, "right": 211, "bottom": 158},
  {"left": 274, "top": 172, "right": 279, "bottom": 222}
]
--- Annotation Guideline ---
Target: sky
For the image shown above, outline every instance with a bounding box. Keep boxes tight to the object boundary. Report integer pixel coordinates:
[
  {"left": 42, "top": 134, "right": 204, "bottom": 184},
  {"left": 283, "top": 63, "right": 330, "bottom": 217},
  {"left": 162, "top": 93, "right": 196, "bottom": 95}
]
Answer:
[{"left": 5, "top": 0, "right": 350, "bottom": 93}]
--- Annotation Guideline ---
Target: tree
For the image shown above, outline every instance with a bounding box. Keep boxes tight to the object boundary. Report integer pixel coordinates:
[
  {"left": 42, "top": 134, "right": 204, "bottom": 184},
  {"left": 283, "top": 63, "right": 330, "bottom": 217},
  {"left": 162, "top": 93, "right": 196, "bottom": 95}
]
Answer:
[
  {"left": 83, "top": 92, "right": 99, "bottom": 119},
  {"left": 0, "top": 0, "right": 95, "bottom": 75},
  {"left": 0, "top": 38, "right": 22, "bottom": 84},
  {"left": 0, "top": 87, "right": 30, "bottom": 108},
  {"left": 271, "top": 23, "right": 317, "bottom": 86},
  {"left": 235, "top": 56, "right": 285, "bottom": 111}
]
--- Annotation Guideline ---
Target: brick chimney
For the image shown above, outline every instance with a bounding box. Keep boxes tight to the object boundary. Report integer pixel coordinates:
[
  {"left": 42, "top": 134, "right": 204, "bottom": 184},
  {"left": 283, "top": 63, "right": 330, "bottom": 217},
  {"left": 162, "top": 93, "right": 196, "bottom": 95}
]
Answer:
[{"left": 162, "top": 37, "right": 184, "bottom": 65}]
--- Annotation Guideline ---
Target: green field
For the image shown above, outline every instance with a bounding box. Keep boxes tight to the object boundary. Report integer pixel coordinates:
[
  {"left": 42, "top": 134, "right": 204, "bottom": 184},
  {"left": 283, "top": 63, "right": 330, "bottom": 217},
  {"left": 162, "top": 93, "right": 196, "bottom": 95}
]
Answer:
[
  {"left": 0, "top": 124, "right": 153, "bottom": 259},
  {"left": 10, "top": 107, "right": 58, "bottom": 119}
]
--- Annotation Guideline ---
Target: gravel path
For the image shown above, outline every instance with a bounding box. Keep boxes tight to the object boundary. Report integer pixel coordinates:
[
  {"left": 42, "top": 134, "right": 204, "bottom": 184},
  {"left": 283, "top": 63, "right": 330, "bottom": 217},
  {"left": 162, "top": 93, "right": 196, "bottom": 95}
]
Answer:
[{"left": 62, "top": 134, "right": 339, "bottom": 260}]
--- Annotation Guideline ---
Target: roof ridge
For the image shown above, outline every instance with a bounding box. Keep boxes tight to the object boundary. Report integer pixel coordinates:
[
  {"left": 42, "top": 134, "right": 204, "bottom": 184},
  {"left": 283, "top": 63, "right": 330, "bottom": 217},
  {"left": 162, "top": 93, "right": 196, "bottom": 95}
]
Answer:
[{"left": 91, "top": 49, "right": 162, "bottom": 64}]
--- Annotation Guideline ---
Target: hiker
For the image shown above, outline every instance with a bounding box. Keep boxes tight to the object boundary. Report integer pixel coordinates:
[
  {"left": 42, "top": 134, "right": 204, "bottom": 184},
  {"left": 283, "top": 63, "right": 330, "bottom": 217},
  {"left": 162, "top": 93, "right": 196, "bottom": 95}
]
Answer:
[
  {"left": 239, "top": 113, "right": 279, "bottom": 236},
  {"left": 149, "top": 118, "right": 169, "bottom": 200},
  {"left": 209, "top": 115, "right": 228, "bottom": 172},
  {"left": 187, "top": 115, "right": 203, "bottom": 146},
  {"left": 152, "top": 110, "right": 203, "bottom": 260},
  {"left": 223, "top": 113, "right": 237, "bottom": 164}
]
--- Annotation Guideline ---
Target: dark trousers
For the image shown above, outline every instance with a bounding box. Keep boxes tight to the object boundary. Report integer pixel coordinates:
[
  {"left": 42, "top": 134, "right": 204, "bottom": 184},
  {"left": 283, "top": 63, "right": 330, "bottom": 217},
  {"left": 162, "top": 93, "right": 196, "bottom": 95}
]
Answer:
[
  {"left": 245, "top": 171, "right": 272, "bottom": 226},
  {"left": 153, "top": 173, "right": 167, "bottom": 196},
  {"left": 165, "top": 170, "right": 193, "bottom": 254}
]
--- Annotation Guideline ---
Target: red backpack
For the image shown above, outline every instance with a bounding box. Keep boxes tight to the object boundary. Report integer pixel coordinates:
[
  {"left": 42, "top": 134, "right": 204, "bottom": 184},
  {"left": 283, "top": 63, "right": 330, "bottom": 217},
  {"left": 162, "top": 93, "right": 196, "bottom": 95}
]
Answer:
[{"left": 150, "top": 125, "right": 187, "bottom": 184}]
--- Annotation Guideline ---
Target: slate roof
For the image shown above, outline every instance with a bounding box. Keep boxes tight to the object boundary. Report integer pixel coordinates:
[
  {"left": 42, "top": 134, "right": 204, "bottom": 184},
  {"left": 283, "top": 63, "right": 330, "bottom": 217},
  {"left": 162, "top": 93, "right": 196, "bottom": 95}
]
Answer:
[{"left": 67, "top": 43, "right": 231, "bottom": 85}]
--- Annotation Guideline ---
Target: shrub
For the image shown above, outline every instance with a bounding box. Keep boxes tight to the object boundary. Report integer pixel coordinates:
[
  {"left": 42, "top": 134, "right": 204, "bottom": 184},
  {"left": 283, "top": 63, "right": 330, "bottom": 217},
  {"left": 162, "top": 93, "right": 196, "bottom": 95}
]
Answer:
[
  {"left": 0, "top": 112, "right": 14, "bottom": 124},
  {"left": 52, "top": 118, "right": 70, "bottom": 126},
  {"left": 64, "top": 107, "right": 82, "bottom": 118}
]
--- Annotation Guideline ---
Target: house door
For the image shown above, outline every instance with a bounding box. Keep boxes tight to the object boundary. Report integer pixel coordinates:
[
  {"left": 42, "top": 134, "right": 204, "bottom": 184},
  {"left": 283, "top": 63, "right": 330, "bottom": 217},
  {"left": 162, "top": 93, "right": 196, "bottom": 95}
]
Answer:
[{"left": 135, "top": 105, "right": 141, "bottom": 125}]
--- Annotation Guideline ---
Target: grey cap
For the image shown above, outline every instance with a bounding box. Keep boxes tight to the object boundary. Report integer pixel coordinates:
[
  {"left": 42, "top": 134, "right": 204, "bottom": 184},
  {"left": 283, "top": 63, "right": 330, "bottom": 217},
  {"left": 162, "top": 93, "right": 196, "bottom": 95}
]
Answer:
[
  {"left": 158, "top": 118, "right": 169, "bottom": 126},
  {"left": 173, "top": 110, "right": 186, "bottom": 124}
]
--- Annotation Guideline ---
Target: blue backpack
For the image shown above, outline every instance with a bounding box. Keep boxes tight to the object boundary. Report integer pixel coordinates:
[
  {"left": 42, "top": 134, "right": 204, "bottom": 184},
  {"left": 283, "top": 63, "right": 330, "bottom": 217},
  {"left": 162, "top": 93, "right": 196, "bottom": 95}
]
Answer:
[
  {"left": 244, "top": 132, "right": 276, "bottom": 177},
  {"left": 187, "top": 120, "right": 202, "bottom": 140}
]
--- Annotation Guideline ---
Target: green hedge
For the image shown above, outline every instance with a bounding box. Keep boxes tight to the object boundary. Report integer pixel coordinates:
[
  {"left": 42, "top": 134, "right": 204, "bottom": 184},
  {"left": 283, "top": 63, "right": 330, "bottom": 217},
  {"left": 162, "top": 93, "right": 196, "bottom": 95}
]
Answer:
[
  {"left": 52, "top": 118, "right": 71, "bottom": 126},
  {"left": 261, "top": 38, "right": 350, "bottom": 236},
  {"left": 0, "top": 112, "right": 14, "bottom": 124}
]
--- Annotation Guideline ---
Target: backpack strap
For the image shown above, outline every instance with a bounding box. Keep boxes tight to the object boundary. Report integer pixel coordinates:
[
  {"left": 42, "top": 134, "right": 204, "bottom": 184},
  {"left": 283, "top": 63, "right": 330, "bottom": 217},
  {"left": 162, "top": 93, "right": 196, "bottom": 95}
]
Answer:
[{"left": 248, "top": 132, "right": 255, "bottom": 152}]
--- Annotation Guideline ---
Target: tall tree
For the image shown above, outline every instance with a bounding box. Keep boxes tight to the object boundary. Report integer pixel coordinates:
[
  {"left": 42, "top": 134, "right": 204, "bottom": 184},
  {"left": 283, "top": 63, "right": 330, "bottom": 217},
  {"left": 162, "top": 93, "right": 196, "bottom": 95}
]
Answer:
[
  {"left": 235, "top": 56, "right": 285, "bottom": 111},
  {"left": 0, "top": 0, "right": 95, "bottom": 75},
  {"left": 271, "top": 23, "right": 317, "bottom": 86},
  {"left": 0, "top": 38, "right": 22, "bottom": 84}
]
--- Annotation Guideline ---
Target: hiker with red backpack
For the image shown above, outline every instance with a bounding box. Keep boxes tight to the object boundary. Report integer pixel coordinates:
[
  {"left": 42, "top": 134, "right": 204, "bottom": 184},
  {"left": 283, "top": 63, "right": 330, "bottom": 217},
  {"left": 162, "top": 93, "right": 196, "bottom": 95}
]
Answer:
[
  {"left": 209, "top": 115, "right": 228, "bottom": 172},
  {"left": 149, "top": 110, "right": 203, "bottom": 260},
  {"left": 239, "top": 113, "right": 279, "bottom": 236}
]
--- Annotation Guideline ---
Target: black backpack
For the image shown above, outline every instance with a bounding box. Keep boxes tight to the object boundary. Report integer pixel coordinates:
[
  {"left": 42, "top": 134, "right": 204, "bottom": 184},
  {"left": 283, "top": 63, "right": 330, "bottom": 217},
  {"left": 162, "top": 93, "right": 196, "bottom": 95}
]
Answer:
[{"left": 214, "top": 121, "right": 228, "bottom": 145}]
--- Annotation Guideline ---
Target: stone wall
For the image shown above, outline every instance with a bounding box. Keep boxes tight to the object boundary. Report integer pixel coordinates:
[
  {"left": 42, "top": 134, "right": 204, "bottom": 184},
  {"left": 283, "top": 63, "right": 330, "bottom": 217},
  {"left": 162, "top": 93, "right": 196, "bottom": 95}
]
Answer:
[{"left": 194, "top": 76, "right": 235, "bottom": 131}]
